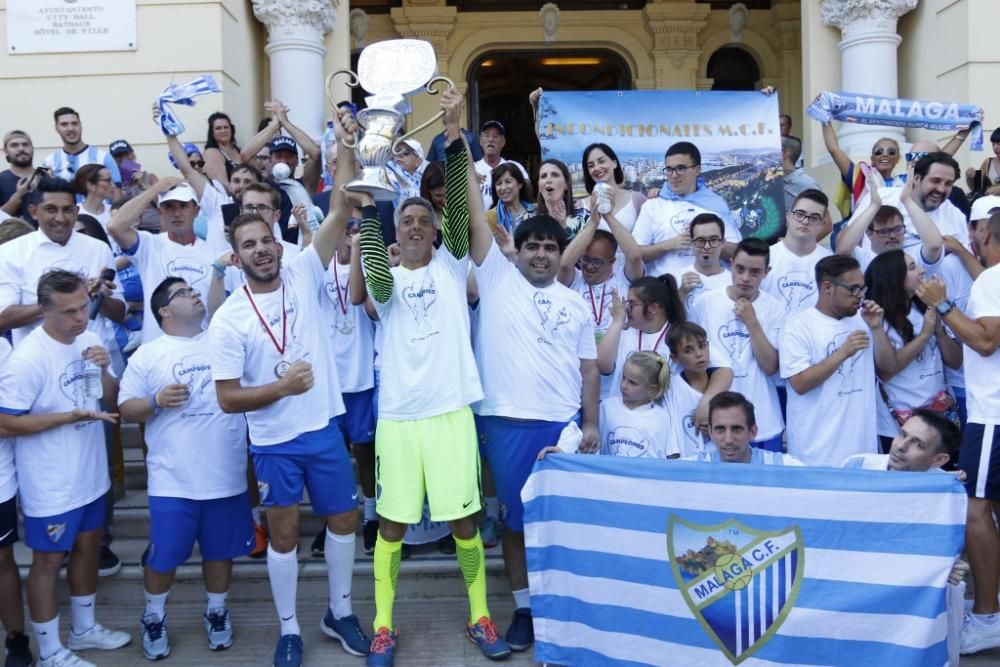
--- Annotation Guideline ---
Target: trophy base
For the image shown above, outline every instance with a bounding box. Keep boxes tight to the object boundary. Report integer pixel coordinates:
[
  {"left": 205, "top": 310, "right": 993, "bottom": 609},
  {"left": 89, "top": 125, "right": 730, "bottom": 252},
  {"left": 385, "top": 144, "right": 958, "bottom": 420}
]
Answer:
[{"left": 345, "top": 168, "right": 398, "bottom": 202}]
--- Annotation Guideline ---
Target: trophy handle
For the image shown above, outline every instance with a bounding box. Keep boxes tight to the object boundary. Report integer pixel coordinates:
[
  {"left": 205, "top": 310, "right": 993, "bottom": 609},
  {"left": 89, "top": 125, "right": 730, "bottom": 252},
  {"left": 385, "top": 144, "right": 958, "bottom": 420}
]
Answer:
[
  {"left": 326, "top": 69, "right": 361, "bottom": 149},
  {"left": 391, "top": 76, "right": 456, "bottom": 156}
]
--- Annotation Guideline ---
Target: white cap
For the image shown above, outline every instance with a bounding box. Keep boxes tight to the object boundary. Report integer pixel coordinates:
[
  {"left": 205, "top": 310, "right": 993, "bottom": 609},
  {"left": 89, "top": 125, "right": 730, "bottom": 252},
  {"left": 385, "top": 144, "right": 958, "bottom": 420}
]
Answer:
[
  {"left": 157, "top": 183, "right": 198, "bottom": 205},
  {"left": 970, "top": 195, "right": 1000, "bottom": 221},
  {"left": 401, "top": 138, "right": 425, "bottom": 161}
]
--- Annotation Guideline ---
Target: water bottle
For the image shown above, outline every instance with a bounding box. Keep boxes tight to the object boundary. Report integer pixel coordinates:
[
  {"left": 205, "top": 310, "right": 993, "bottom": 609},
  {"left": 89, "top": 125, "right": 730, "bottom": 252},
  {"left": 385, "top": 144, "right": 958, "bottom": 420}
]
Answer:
[
  {"left": 321, "top": 120, "right": 336, "bottom": 190},
  {"left": 81, "top": 359, "right": 103, "bottom": 401},
  {"left": 594, "top": 182, "right": 613, "bottom": 215}
]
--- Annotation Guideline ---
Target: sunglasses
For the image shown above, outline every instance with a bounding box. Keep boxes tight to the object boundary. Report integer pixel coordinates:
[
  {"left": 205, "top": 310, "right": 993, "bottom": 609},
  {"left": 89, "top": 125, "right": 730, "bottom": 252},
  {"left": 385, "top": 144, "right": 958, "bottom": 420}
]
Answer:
[
  {"left": 872, "top": 147, "right": 898, "bottom": 157},
  {"left": 189, "top": 160, "right": 206, "bottom": 168}
]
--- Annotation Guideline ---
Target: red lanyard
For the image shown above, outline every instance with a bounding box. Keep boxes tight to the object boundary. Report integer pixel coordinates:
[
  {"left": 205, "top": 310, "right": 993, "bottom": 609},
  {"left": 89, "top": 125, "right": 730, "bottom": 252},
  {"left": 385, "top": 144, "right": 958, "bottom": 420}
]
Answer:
[
  {"left": 332, "top": 264, "right": 349, "bottom": 315},
  {"left": 637, "top": 323, "right": 669, "bottom": 353},
  {"left": 243, "top": 283, "right": 286, "bottom": 355},
  {"left": 587, "top": 283, "right": 607, "bottom": 326}
]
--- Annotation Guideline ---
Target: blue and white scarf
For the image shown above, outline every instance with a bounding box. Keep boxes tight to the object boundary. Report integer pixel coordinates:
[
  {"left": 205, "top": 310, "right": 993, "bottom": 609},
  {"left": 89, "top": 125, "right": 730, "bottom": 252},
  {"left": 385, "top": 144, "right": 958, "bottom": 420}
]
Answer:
[
  {"left": 156, "top": 75, "right": 221, "bottom": 137},
  {"left": 808, "top": 91, "right": 984, "bottom": 149}
]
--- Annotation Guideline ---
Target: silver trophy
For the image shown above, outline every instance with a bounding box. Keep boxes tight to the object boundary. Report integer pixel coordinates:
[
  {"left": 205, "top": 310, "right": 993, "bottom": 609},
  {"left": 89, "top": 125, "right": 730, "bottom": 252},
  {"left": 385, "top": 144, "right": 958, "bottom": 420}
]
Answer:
[{"left": 326, "top": 39, "right": 453, "bottom": 202}]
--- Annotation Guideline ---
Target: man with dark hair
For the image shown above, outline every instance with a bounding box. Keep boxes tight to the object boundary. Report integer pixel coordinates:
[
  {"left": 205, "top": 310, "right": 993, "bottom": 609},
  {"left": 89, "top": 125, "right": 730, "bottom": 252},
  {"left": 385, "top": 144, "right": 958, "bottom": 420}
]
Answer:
[
  {"left": 0, "top": 270, "right": 130, "bottom": 667},
  {"left": 684, "top": 392, "right": 803, "bottom": 465},
  {"left": 779, "top": 114, "right": 792, "bottom": 137},
  {"left": 209, "top": 111, "right": 365, "bottom": 667},
  {"left": 358, "top": 89, "right": 510, "bottom": 665},
  {"left": 471, "top": 192, "right": 600, "bottom": 651},
  {"left": 41, "top": 108, "right": 120, "bottom": 188},
  {"left": 914, "top": 211, "right": 1000, "bottom": 654},
  {"left": 761, "top": 189, "right": 833, "bottom": 318},
  {"left": 690, "top": 237, "right": 785, "bottom": 451},
  {"left": 0, "top": 130, "right": 41, "bottom": 223},
  {"left": 842, "top": 409, "right": 959, "bottom": 471},
  {"left": 118, "top": 278, "right": 253, "bottom": 659},
  {"left": 633, "top": 140, "right": 742, "bottom": 278},
  {"left": 778, "top": 255, "right": 893, "bottom": 466},
  {"left": 781, "top": 135, "right": 821, "bottom": 213},
  {"left": 673, "top": 213, "right": 731, "bottom": 310}
]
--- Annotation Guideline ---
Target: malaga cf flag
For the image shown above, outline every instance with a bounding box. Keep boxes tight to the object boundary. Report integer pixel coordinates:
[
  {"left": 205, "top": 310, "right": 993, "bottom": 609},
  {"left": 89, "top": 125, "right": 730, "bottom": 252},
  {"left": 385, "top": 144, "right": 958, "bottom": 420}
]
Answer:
[{"left": 523, "top": 455, "right": 966, "bottom": 667}]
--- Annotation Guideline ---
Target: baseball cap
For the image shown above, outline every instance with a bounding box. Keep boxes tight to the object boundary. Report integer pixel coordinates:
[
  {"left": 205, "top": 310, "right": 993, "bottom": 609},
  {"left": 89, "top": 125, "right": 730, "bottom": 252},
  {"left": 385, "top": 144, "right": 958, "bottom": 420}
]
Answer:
[
  {"left": 400, "top": 138, "right": 425, "bottom": 161},
  {"left": 157, "top": 183, "right": 198, "bottom": 205},
  {"left": 480, "top": 120, "right": 505, "bottom": 135},
  {"left": 269, "top": 135, "right": 298, "bottom": 154},
  {"left": 167, "top": 143, "right": 202, "bottom": 169},
  {"left": 109, "top": 139, "right": 133, "bottom": 157},
  {"left": 971, "top": 195, "right": 1000, "bottom": 221}
]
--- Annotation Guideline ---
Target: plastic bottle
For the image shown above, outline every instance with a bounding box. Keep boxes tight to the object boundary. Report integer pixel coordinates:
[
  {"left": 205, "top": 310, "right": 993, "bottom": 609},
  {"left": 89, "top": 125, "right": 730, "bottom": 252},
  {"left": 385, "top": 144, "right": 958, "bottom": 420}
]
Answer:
[
  {"left": 594, "top": 182, "right": 613, "bottom": 215},
  {"left": 81, "top": 359, "right": 103, "bottom": 401}
]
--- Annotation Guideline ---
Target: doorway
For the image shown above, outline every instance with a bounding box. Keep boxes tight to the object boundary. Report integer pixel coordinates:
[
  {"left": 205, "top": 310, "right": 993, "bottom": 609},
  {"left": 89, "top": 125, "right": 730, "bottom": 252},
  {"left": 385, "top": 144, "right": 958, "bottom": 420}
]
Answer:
[
  {"left": 707, "top": 46, "right": 761, "bottom": 91},
  {"left": 468, "top": 50, "right": 632, "bottom": 181}
]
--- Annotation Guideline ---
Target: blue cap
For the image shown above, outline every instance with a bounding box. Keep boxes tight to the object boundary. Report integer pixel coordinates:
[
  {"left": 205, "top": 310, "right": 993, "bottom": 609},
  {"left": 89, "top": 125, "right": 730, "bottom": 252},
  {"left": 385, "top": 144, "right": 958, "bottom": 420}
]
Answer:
[
  {"left": 109, "top": 139, "right": 133, "bottom": 157},
  {"left": 269, "top": 135, "right": 298, "bottom": 154},
  {"left": 167, "top": 143, "right": 202, "bottom": 169}
]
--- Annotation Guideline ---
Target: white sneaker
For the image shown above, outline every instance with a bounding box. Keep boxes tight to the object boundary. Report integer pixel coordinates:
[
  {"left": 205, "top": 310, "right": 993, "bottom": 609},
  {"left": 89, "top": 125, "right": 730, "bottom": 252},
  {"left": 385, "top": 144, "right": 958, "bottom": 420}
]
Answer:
[
  {"left": 39, "top": 647, "right": 96, "bottom": 667},
  {"left": 960, "top": 612, "right": 1000, "bottom": 654},
  {"left": 67, "top": 623, "right": 132, "bottom": 651}
]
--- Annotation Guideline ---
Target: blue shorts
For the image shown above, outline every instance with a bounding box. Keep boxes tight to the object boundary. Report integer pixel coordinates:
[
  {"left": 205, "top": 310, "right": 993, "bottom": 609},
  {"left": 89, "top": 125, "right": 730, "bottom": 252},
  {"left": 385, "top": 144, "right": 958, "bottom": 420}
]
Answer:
[
  {"left": 751, "top": 434, "right": 784, "bottom": 453},
  {"left": 372, "top": 369, "right": 381, "bottom": 421},
  {"left": 961, "top": 422, "right": 1000, "bottom": 500},
  {"left": 250, "top": 419, "right": 357, "bottom": 516},
  {"left": 479, "top": 416, "right": 570, "bottom": 532},
  {"left": 24, "top": 493, "right": 106, "bottom": 552},
  {"left": 337, "top": 389, "right": 376, "bottom": 445},
  {"left": 146, "top": 492, "right": 253, "bottom": 572}
]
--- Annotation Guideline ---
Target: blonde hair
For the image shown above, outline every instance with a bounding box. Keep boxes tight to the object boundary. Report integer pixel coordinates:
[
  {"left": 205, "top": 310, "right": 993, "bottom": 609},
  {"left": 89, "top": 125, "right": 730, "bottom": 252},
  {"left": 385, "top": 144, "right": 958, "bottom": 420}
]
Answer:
[
  {"left": 624, "top": 351, "right": 670, "bottom": 401},
  {"left": 0, "top": 218, "right": 34, "bottom": 245}
]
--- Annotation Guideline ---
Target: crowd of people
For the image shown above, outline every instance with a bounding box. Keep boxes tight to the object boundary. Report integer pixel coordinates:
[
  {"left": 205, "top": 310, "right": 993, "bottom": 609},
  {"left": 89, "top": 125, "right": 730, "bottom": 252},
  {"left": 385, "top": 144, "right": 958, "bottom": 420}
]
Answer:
[{"left": 0, "top": 82, "right": 997, "bottom": 667}]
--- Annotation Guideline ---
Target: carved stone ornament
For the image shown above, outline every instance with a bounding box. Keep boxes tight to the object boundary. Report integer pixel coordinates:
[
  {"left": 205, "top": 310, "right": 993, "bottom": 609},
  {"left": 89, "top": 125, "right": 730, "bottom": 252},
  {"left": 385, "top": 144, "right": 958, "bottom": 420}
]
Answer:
[
  {"left": 819, "top": 0, "right": 918, "bottom": 33},
  {"left": 252, "top": 0, "right": 337, "bottom": 36}
]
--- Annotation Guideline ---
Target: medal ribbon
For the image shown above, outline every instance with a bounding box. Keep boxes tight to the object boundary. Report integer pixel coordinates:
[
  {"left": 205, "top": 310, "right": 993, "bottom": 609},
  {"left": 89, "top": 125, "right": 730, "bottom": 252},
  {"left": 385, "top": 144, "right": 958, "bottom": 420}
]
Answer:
[
  {"left": 243, "top": 283, "right": 286, "bottom": 355},
  {"left": 332, "top": 265, "right": 349, "bottom": 315},
  {"left": 637, "top": 323, "right": 669, "bottom": 353},
  {"left": 587, "top": 283, "right": 607, "bottom": 327}
]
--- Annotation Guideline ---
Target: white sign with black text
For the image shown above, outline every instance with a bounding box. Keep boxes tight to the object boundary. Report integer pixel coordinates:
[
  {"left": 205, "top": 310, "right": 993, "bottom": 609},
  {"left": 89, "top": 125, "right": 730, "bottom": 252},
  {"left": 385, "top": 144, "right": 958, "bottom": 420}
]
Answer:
[{"left": 6, "top": 0, "right": 137, "bottom": 54}]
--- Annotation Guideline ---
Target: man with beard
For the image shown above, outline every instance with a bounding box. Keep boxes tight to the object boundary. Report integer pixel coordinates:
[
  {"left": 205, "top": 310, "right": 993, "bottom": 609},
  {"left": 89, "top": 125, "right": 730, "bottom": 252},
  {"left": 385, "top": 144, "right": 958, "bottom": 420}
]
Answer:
[
  {"left": 0, "top": 130, "right": 42, "bottom": 222},
  {"left": 208, "top": 109, "right": 366, "bottom": 667},
  {"left": 41, "top": 108, "right": 120, "bottom": 190}
]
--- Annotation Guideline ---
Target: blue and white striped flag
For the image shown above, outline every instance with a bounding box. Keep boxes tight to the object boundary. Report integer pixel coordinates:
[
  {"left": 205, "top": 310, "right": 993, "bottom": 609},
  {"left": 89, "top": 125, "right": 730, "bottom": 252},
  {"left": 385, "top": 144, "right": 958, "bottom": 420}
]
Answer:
[
  {"left": 523, "top": 455, "right": 966, "bottom": 667},
  {"left": 156, "top": 75, "right": 221, "bottom": 137}
]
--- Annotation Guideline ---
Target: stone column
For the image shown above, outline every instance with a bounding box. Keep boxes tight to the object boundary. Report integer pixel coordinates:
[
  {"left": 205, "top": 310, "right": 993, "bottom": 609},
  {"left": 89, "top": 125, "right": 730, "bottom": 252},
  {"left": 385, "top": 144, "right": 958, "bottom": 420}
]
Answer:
[
  {"left": 820, "top": 0, "right": 918, "bottom": 155},
  {"left": 252, "top": 0, "right": 337, "bottom": 140},
  {"left": 770, "top": 0, "right": 802, "bottom": 125},
  {"left": 643, "top": 1, "right": 710, "bottom": 90}
]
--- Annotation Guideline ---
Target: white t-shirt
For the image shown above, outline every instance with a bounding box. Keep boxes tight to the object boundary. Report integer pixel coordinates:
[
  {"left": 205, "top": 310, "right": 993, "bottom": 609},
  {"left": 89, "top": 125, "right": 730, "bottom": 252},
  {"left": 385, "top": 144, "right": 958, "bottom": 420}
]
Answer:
[
  {"left": 605, "top": 322, "right": 672, "bottom": 401},
  {"left": 119, "top": 332, "right": 248, "bottom": 499},
  {"left": 665, "top": 372, "right": 718, "bottom": 457},
  {"left": 475, "top": 158, "right": 529, "bottom": 210},
  {"left": 209, "top": 246, "right": 345, "bottom": 446},
  {"left": 125, "top": 231, "right": 216, "bottom": 343},
  {"left": 569, "top": 266, "right": 632, "bottom": 339},
  {"left": 925, "top": 253, "right": 973, "bottom": 392},
  {"left": 323, "top": 260, "right": 375, "bottom": 394},
  {"left": 200, "top": 181, "right": 233, "bottom": 259},
  {"left": 0, "top": 329, "right": 109, "bottom": 516},
  {"left": 881, "top": 306, "right": 946, "bottom": 413},
  {"left": 859, "top": 190, "right": 970, "bottom": 256},
  {"left": 599, "top": 396, "right": 679, "bottom": 459},
  {"left": 632, "top": 198, "right": 740, "bottom": 279},
  {"left": 691, "top": 288, "right": 785, "bottom": 440},
  {"left": 842, "top": 453, "right": 891, "bottom": 470},
  {"left": 0, "top": 230, "right": 122, "bottom": 351},
  {"left": 779, "top": 307, "right": 878, "bottom": 466},
  {"left": 671, "top": 265, "right": 730, "bottom": 311},
  {"left": 0, "top": 339, "right": 14, "bottom": 503},
  {"left": 962, "top": 263, "right": 1000, "bottom": 423},
  {"left": 761, "top": 242, "right": 832, "bottom": 318},
  {"left": 474, "top": 243, "right": 596, "bottom": 421},
  {"left": 223, "top": 240, "right": 300, "bottom": 295},
  {"left": 853, "top": 243, "right": 943, "bottom": 275},
  {"left": 372, "top": 248, "right": 483, "bottom": 421}
]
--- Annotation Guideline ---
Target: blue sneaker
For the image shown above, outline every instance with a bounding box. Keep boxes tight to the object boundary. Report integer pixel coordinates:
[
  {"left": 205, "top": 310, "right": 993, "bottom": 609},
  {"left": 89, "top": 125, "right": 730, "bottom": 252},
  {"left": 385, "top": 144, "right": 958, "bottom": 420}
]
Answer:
[
  {"left": 505, "top": 608, "right": 534, "bottom": 651},
  {"left": 480, "top": 516, "right": 502, "bottom": 549},
  {"left": 320, "top": 609, "right": 369, "bottom": 656},
  {"left": 466, "top": 616, "right": 511, "bottom": 661},
  {"left": 272, "top": 634, "right": 303, "bottom": 667},
  {"left": 140, "top": 613, "right": 170, "bottom": 661},
  {"left": 204, "top": 608, "right": 234, "bottom": 650},
  {"left": 366, "top": 627, "right": 397, "bottom": 667}
]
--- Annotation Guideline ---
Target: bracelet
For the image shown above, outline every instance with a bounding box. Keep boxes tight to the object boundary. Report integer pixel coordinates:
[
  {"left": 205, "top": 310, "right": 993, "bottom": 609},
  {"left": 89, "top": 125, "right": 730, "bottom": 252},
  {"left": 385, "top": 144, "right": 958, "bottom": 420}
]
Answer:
[
  {"left": 212, "top": 261, "right": 226, "bottom": 278},
  {"left": 150, "top": 394, "right": 161, "bottom": 414}
]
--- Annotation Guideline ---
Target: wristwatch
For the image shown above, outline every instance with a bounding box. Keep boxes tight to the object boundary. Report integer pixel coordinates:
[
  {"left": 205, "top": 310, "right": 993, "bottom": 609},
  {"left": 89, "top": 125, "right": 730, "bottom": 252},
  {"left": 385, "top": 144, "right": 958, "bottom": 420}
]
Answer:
[{"left": 935, "top": 300, "right": 955, "bottom": 316}]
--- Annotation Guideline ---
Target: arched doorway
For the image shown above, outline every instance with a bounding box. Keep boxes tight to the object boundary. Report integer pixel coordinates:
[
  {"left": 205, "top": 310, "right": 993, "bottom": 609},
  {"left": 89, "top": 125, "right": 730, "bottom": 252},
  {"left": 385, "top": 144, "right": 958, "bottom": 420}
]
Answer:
[
  {"left": 707, "top": 46, "right": 760, "bottom": 91},
  {"left": 468, "top": 50, "right": 632, "bottom": 180}
]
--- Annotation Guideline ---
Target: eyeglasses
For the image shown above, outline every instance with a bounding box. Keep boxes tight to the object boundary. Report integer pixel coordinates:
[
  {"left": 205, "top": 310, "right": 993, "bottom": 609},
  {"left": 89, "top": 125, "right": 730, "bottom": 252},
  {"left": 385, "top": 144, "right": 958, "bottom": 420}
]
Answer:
[
  {"left": 692, "top": 236, "right": 723, "bottom": 249},
  {"left": 166, "top": 287, "right": 201, "bottom": 304},
  {"left": 871, "top": 224, "right": 905, "bottom": 238},
  {"left": 790, "top": 209, "right": 824, "bottom": 226},
  {"left": 905, "top": 151, "right": 930, "bottom": 163},
  {"left": 872, "top": 147, "right": 898, "bottom": 157},
  {"left": 830, "top": 280, "right": 867, "bottom": 297},
  {"left": 663, "top": 164, "right": 699, "bottom": 177},
  {"left": 241, "top": 204, "right": 275, "bottom": 214},
  {"left": 189, "top": 160, "right": 206, "bottom": 168},
  {"left": 96, "top": 177, "right": 113, "bottom": 183},
  {"left": 580, "top": 255, "right": 611, "bottom": 268}
]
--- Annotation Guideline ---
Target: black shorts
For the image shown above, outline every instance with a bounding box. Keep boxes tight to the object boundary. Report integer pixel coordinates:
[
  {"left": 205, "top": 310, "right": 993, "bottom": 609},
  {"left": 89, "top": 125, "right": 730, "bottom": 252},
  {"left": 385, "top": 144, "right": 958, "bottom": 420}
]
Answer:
[
  {"left": 0, "top": 495, "right": 18, "bottom": 549},
  {"left": 960, "top": 423, "right": 1000, "bottom": 500}
]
